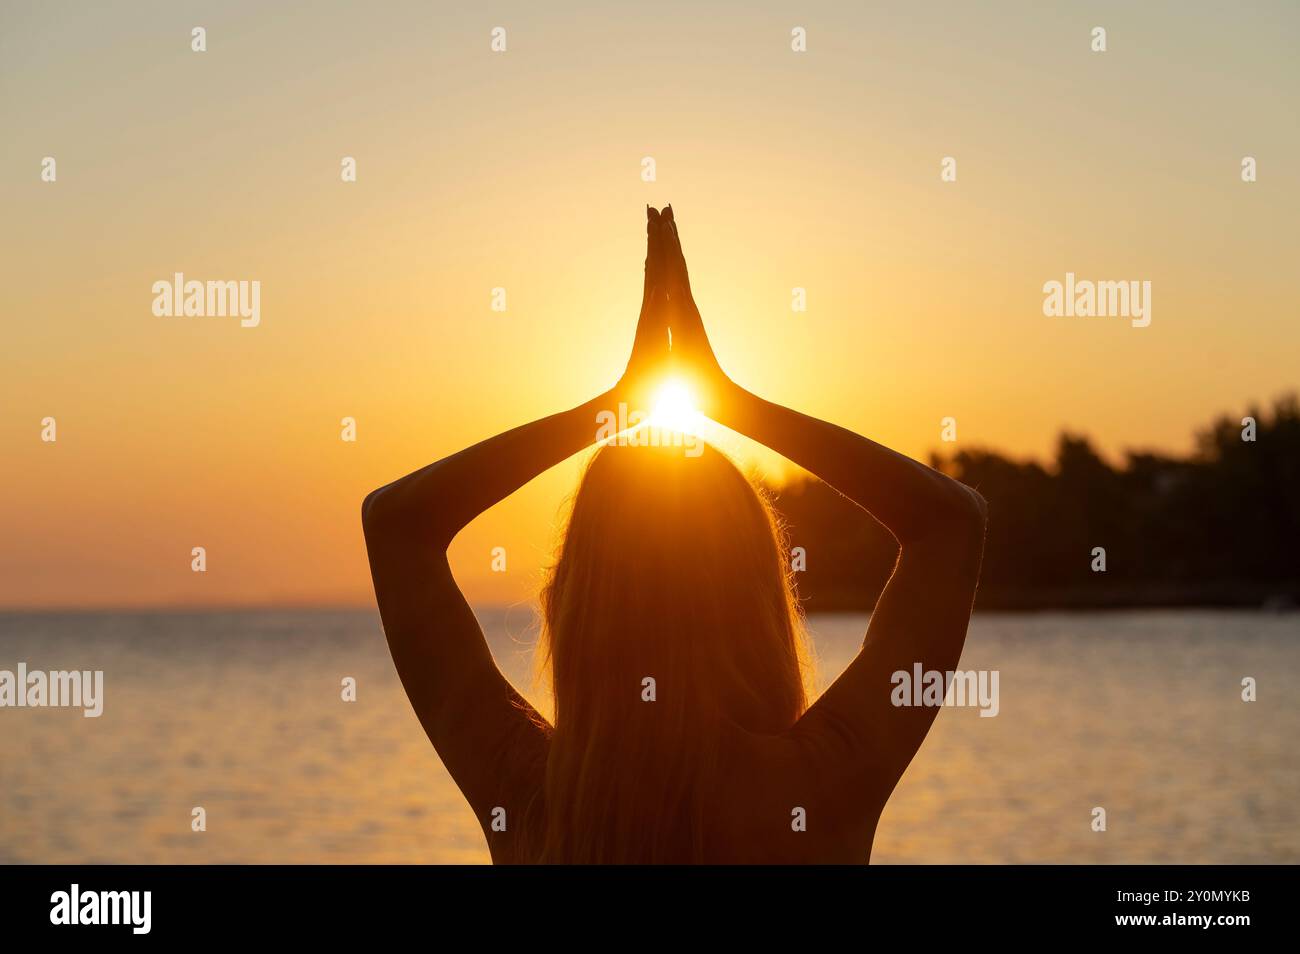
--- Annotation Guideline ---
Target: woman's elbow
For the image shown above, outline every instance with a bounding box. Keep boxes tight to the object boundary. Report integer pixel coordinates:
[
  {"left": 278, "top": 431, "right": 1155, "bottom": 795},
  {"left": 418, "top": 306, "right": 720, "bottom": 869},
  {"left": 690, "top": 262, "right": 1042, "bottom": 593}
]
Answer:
[
  {"left": 361, "top": 485, "right": 393, "bottom": 540},
  {"left": 924, "top": 482, "right": 987, "bottom": 550},
  {"left": 361, "top": 482, "right": 453, "bottom": 552},
  {"left": 963, "top": 485, "right": 989, "bottom": 530},
  {"left": 952, "top": 485, "right": 988, "bottom": 554}
]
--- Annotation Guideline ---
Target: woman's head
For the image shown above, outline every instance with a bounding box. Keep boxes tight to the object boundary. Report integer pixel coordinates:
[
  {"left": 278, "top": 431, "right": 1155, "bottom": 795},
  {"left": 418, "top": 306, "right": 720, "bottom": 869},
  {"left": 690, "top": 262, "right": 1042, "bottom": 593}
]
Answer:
[{"left": 537, "top": 440, "right": 810, "bottom": 862}]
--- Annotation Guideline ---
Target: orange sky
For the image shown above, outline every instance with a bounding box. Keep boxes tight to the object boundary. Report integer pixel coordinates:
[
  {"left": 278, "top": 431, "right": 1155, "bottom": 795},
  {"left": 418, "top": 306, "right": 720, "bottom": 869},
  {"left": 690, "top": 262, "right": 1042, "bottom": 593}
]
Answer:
[{"left": 2, "top": 2, "right": 1297, "bottom": 607}]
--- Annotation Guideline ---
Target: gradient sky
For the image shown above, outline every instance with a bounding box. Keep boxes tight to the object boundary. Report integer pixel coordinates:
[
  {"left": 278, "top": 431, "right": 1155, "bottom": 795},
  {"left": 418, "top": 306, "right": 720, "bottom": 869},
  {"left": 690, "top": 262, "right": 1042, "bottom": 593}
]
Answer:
[{"left": 2, "top": 1, "right": 1297, "bottom": 607}]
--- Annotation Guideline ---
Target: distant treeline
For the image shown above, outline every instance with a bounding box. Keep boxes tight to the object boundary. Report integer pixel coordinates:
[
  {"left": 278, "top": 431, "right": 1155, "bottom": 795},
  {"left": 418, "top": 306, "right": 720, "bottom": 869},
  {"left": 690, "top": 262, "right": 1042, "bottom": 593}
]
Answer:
[{"left": 767, "top": 395, "right": 1300, "bottom": 611}]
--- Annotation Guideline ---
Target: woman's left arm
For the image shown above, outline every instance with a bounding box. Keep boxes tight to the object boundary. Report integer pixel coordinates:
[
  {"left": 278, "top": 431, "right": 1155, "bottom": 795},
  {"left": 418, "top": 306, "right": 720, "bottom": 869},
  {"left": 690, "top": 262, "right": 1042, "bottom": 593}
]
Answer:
[
  {"left": 360, "top": 388, "right": 621, "bottom": 820},
  {"left": 360, "top": 210, "right": 669, "bottom": 824}
]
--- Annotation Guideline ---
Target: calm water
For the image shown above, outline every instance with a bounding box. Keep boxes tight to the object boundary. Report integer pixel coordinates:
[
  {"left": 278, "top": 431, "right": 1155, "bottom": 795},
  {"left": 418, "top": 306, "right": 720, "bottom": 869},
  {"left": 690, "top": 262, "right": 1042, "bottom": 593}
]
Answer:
[{"left": 1, "top": 608, "right": 1296, "bottom": 864}]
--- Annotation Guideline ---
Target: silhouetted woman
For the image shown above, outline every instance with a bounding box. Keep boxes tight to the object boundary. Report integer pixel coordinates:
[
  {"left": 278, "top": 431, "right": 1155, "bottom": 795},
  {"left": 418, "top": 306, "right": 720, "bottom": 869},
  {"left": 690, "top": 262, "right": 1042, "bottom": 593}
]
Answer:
[{"left": 362, "top": 207, "right": 987, "bottom": 863}]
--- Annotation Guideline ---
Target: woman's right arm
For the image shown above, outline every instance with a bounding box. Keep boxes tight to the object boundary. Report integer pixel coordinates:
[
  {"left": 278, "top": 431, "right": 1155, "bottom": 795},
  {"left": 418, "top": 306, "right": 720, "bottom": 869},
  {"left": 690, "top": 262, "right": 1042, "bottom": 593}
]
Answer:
[
  {"left": 661, "top": 209, "right": 987, "bottom": 802},
  {"left": 719, "top": 384, "right": 988, "bottom": 548},
  {"left": 718, "top": 384, "right": 987, "bottom": 796}
]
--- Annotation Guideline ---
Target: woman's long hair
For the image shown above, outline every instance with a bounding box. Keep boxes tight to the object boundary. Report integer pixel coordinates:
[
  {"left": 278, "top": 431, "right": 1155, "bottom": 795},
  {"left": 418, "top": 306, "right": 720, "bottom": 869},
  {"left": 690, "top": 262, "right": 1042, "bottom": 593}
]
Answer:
[{"left": 536, "top": 439, "right": 811, "bottom": 862}]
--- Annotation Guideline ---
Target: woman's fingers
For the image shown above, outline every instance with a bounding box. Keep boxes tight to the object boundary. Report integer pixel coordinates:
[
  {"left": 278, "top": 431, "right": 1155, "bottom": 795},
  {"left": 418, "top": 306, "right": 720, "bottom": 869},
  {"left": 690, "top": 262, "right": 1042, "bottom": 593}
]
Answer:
[
  {"left": 660, "top": 205, "right": 694, "bottom": 304},
  {"left": 642, "top": 206, "right": 664, "bottom": 313},
  {"left": 658, "top": 209, "right": 708, "bottom": 357},
  {"left": 633, "top": 284, "right": 669, "bottom": 349},
  {"left": 629, "top": 212, "right": 670, "bottom": 379}
]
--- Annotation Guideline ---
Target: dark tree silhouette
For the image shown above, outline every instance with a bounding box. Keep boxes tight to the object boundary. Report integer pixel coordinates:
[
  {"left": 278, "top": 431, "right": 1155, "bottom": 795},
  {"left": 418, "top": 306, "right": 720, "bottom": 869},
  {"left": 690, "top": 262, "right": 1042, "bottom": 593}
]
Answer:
[{"left": 770, "top": 395, "right": 1300, "bottom": 611}]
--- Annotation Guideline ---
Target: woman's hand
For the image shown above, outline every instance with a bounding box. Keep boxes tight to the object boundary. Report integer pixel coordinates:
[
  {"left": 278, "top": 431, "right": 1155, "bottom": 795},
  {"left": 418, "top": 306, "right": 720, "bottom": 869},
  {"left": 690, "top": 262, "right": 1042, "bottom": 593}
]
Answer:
[
  {"left": 658, "top": 206, "right": 734, "bottom": 413},
  {"left": 614, "top": 207, "right": 672, "bottom": 412}
]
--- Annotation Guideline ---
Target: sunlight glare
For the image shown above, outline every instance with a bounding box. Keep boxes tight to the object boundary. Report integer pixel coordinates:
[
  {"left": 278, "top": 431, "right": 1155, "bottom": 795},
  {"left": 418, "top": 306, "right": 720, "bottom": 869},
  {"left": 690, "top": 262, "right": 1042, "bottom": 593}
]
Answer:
[{"left": 647, "top": 378, "right": 704, "bottom": 435}]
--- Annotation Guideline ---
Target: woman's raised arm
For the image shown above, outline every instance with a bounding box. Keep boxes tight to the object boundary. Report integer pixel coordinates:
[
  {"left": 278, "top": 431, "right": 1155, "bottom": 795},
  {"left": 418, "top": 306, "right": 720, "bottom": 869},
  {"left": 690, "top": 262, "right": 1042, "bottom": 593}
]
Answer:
[
  {"left": 660, "top": 208, "right": 987, "bottom": 806},
  {"left": 360, "top": 209, "right": 670, "bottom": 832},
  {"left": 363, "top": 209, "right": 669, "bottom": 549}
]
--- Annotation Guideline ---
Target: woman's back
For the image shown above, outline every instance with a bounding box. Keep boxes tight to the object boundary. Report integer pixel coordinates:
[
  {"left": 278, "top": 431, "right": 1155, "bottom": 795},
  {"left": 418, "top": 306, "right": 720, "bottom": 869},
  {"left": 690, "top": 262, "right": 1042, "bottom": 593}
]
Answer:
[{"left": 477, "top": 713, "right": 889, "bottom": 865}]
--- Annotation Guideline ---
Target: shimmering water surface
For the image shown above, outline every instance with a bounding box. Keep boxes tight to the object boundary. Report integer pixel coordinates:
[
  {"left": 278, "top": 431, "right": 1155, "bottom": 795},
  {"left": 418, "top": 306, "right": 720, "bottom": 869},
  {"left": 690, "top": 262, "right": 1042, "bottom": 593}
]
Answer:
[{"left": 1, "top": 608, "right": 1296, "bottom": 863}]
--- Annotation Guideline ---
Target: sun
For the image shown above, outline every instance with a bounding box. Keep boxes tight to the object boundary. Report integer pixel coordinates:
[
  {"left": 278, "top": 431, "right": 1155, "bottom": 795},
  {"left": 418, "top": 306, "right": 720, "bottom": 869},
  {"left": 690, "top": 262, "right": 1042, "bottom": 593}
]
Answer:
[{"left": 647, "top": 378, "right": 704, "bottom": 435}]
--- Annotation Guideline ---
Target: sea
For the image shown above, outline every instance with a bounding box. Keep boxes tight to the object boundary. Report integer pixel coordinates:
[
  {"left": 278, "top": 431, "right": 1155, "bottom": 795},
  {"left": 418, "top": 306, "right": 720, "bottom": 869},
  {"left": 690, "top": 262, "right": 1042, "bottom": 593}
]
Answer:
[{"left": 1, "top": 608, "right": 1296, "bottom": 864}]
